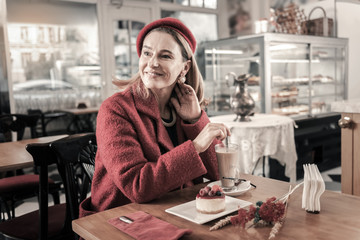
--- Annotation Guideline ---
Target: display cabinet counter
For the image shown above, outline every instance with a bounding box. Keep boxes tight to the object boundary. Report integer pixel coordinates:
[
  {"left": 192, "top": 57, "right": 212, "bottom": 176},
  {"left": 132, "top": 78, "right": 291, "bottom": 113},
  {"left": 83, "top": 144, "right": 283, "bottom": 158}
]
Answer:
[
  {"left": 202, "top": 33, "right": 348, "bottom": 119},
  {"left": 331, "top": 98, "right": 360, "bottom": 113}
]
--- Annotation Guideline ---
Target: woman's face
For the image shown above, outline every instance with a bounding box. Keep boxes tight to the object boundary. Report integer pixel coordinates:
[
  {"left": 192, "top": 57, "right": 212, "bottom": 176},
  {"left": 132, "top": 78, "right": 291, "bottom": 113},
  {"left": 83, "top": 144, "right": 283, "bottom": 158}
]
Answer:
[{"left": 139, "top": 31, "right": 189, "bottom": 92}]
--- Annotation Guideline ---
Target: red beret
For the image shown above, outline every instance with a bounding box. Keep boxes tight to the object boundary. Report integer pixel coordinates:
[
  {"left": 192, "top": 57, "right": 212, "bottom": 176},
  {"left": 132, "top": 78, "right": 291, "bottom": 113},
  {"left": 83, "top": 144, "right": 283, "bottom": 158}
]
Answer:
[{"left": 136, "top": 17, "right": 196, "bottom": 57}]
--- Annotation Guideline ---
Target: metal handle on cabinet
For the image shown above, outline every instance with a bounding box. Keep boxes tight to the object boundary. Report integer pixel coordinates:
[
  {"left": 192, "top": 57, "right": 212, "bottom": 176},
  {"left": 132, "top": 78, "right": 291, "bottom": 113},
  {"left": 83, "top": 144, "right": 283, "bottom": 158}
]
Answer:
[{"left": 338, "top": 116, "right": 352, "bottom": 128}]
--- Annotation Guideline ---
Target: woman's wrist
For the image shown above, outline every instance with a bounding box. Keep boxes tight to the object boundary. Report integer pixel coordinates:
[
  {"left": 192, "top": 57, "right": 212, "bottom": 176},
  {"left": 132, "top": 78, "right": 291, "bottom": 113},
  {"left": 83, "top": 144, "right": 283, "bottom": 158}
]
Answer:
[
  {"left": 192, "top": 140, "right": 201, "bottom": 153},
  {"left": 185, "top": 112, "right": 201, "bottom": 124},
  {"left": 187, "top": 118, "right": 199, "bottom": 124}
]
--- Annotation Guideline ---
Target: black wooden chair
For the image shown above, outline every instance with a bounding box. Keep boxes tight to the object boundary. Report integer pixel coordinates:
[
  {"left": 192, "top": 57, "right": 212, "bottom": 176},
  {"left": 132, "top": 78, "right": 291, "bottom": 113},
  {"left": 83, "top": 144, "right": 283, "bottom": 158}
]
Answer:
[
  {"left": 0, "top": 114, "right": 61, "bottom": 220},
  {"left": 78, "top": 136, "right": 97, "bottom": 183},
  {"left": 27, "top": 109, "right": 70, "bottom": 137},
  {"left": 0, "top": 114, "right": 39, "bottom": 142},
  {"left": 0, "top": 140, "right": 68, "bottom": 240},
  {"left": 0, "top": 133, "right": 96, "bottom": 240},
  {"left": 50, "top": 133, "right": 96, "bottom": 228}
]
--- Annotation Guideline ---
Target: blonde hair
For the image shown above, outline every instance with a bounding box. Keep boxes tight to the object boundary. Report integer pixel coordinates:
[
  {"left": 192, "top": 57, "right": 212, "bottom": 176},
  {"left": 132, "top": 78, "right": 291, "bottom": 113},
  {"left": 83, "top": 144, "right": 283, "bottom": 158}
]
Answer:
[{"left": 112, "top": 27, "right": 208, "bottom": 108}]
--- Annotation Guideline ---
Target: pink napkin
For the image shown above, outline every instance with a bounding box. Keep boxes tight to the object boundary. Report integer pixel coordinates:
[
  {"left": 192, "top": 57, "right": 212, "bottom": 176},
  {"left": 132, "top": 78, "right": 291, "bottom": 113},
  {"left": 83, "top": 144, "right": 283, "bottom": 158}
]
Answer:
[{"left": 107, "top": 211, "right": 192, "bottom": 240}]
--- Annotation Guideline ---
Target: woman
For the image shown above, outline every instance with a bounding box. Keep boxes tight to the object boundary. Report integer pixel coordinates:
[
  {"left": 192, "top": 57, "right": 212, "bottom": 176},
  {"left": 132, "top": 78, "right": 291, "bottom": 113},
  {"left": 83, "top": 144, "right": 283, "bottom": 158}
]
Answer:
[{"left": 80, "top": 17, "right": 230, "bottom": 216}]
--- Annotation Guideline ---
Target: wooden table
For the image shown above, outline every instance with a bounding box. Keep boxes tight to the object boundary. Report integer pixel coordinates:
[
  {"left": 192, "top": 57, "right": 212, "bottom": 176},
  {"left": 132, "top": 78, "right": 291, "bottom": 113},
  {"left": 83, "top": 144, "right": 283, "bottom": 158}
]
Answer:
[
  {"left": 72, "top": 174, "right": 360, "bottom": 240},
  {"left": 62, "top": 107, "right": 99, "bottom": 116},
  {"left": 62, "top": 107, "right": 99, "bottom": 133},
  {"left": 0, "top": 135, "right": 68, "bottom": 172}
]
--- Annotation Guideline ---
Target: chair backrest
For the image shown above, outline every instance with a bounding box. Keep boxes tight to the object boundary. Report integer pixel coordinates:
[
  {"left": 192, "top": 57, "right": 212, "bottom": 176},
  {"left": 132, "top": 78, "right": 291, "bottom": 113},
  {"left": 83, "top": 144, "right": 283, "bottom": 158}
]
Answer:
[
  {"left": 26, "top": 139, "right": 69, "bottom": 240},
  {"left": 78, "top": 137, "right": 97, "bottom": 183},
  {"left": 50, "top": 133, "right": 96, "bottom": 223},
  {"left": 25, "top": 133, "right": 96, "bottom": 240},
  {"left": 0, "top": 114, "right": 41, "bottom": 141},
  {"left": 27, "top": 109, "right": 71, "bottom": 137},
  {"left": 27, "top": 109, "right": 46, "bottom": 137}
]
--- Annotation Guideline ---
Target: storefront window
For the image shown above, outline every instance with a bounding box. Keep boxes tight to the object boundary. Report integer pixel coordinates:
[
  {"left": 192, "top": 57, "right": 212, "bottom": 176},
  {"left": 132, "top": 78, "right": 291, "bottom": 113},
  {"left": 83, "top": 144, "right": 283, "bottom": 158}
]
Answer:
[
  {"left": 190, "top": 0, "right": 203, "bottom": 7},
  {"left": 161, "top": 10, "right": 218, "bottom": 81},
  {"left": 0, "top": 0, "right": 10, "bottom": 115},
  {"left": 204, "top": 0, "right": 217, "bottom": 9},
  {"left": 113, "top": 20, "right": 145, "bottom": 79},
  {"left": 7, "top": 1, "right": 101, "bottom": 113},
  {"left": 161, "top": 0, "right": 217, "bottom": 9},
  {"left": 161, "top": 11, "right": 218, "bottom": 44},
  {"left": 176, "top": 0, "right": 189, "bottom": 5}
]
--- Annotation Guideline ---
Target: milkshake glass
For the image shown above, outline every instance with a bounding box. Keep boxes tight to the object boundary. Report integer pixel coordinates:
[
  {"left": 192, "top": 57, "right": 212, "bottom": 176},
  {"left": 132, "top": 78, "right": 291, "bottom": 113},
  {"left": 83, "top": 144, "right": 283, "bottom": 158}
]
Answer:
[{"left": 215, "top": 143, "right": 239, "bottom": 191}]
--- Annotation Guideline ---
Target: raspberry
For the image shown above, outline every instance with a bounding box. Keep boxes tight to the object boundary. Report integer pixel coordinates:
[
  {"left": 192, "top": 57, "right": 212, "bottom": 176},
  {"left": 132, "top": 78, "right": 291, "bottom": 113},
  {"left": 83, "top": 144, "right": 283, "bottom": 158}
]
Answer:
[
  {"left": 204, "top": 186, "right": 211, "bottom": 194},
  {"left": 211, "top": 184, "right": 221, "bottom": 192},
  {"left": 199, "top": 188, "right": 206, "bottom": 196},
  {"left": 208, "top": 190, "right": 216, "bottom": 196}
]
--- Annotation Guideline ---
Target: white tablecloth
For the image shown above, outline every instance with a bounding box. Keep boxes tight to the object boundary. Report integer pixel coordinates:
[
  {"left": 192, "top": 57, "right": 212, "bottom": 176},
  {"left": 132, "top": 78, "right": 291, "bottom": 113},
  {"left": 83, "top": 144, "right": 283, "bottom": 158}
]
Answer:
[{"left": 210, "top": 114, "right": 298, "bottom": 182}]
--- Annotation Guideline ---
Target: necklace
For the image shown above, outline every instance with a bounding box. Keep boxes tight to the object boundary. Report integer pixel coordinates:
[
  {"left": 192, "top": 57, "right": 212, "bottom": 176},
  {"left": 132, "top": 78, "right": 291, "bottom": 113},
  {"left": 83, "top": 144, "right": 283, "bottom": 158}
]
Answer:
[{"left": 161, "top": 108, "right": 176, "bottom": 127}]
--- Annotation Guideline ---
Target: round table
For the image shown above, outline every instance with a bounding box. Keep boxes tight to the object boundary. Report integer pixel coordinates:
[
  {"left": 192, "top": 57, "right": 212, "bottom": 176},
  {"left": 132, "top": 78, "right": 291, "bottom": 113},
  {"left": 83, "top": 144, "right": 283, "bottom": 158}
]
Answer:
[{"left": 210, "top": 114, "right": 298, "bottom": 182}]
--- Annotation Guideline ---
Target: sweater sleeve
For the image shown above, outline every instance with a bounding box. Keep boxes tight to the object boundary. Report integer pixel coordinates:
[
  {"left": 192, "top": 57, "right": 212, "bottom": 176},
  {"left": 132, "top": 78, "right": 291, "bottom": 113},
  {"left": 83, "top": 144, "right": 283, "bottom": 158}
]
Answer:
[
  {"left": 181, "top": 110, "right": 221, "bottom": 181},
  {"left": 95, "top": 99, "right": 209, "bottom": 204}
]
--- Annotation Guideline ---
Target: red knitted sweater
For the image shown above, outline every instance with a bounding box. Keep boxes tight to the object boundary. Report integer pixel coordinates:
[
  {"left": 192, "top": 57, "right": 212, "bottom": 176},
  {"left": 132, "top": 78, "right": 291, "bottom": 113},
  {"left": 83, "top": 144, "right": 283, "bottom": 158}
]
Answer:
[{"left": 80, "top": 84, "right": 220, "bottom": 217}]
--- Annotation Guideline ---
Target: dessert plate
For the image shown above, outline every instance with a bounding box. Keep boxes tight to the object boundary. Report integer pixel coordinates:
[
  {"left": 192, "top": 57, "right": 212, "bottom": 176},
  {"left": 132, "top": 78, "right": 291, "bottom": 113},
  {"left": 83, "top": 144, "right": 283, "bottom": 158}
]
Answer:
[
  {"left": 207, "top": 180, "right": 252, "bottom": 196},
  {"left": 165, "top": 196, "right": 251, "bottom": 224}
]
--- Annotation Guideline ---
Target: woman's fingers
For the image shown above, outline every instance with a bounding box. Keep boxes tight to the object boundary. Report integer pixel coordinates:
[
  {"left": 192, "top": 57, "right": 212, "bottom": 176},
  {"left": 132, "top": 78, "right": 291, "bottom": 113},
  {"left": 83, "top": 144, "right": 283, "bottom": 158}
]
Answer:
[
  {"left": 214, "top": 124, "right": 230, "bottom": 141},
  {"left": 182, "top": 85, "right": 193, "bottom": 96},
  {"left": 193, "top": 123, "right": 231, "bottom": 153},
  {"left": 176, "top": 82, "right": 193, "bottom": 98},
  {"left": 170, "top": 97, "right": 180, "bottom": 110},
  {"left": 174, "top": 85, "right": 183, "bottom": 97},
  {"left": 211, "top": 123, "right": 230, "bottom": 137},
  {"left": 217, "top": 129, "right": 226, "bottom": 141}
]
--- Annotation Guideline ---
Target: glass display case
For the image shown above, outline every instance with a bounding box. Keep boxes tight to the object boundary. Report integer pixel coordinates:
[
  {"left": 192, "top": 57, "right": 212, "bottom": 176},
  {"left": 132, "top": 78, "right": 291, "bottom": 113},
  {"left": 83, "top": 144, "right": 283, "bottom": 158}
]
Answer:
[{"left": 203, "top": 33, "right": 348, "bottom": 119}]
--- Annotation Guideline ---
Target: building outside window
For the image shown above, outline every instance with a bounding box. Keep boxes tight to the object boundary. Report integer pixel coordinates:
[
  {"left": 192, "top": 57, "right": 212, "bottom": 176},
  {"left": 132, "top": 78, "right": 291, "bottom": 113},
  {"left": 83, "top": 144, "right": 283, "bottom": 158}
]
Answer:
[
  {"left": 5, "top": 0, "right": 221, "bottom": 113},
  {"left": 113, "top": 20, "right": 145, "bottom": 80},
  {"left": 110, "top": 0, "right": 219, "bottom": 88},
  {"left": 7, "top": 0, "right": 101, "bottom": 113}
]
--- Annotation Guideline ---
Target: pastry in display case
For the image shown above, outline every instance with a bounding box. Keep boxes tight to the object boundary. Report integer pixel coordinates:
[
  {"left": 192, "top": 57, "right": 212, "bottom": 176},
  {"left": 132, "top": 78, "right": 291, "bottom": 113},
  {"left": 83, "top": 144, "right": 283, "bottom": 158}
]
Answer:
[
  {"left": 248, "top": 75, "right": 260, "bottom": 86},
  {"left": 202, "top": 33, "right": 348, "bottom": 120}
]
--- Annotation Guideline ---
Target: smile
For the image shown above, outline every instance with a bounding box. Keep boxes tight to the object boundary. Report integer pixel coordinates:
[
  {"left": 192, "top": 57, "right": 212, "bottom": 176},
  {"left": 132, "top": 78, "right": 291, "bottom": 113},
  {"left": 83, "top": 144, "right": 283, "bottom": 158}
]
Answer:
[{"left": 145, "top": 71, "right": 163, "bottom": 77}]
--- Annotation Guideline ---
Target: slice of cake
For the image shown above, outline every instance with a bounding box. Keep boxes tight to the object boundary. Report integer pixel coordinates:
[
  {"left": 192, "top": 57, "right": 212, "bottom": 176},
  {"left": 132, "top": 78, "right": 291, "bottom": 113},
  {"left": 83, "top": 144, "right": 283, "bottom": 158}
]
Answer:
[{"left": 196, "top": 185, "right": 225, "bottom": 214}]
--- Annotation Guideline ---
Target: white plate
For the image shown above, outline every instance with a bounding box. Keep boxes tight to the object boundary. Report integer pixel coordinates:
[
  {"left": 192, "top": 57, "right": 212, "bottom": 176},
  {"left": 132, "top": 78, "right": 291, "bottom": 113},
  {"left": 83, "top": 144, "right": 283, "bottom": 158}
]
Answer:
[
  {"left": 207, "top": 180, "right": 252, "bottom": 196},
  {"left": 165, "top": 196, "right": 252, "bottom": 224}
]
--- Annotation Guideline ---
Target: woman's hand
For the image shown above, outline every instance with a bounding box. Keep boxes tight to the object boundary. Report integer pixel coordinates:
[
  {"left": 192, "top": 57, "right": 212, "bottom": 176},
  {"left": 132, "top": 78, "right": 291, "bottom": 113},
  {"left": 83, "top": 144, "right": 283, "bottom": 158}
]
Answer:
[
  {"left": 170, "top": 82, "right": 201, "bottom": 123},
  {"left": 192, "top": 123, "right": 231, "bottom": 153}
]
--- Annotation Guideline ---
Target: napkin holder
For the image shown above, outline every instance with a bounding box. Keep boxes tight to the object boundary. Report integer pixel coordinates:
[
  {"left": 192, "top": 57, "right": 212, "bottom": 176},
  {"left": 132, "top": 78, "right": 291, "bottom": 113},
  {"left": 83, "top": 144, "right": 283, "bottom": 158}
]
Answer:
[{"left": 301, "top": 164, "right": 325, "bottom": 213}]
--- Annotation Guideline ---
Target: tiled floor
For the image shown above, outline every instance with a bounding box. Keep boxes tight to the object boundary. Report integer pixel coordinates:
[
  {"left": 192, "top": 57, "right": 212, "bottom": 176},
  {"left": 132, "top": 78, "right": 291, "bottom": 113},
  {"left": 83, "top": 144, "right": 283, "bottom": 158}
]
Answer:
[
  {"left": 10, "top": 166, "right": 66, "bottom": 218},
  {"left": 14, "top": 192, "right": 66, "bottom": 217},
  {"left": 317, "top": 166, "right": 341, "bottom": 192}
]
